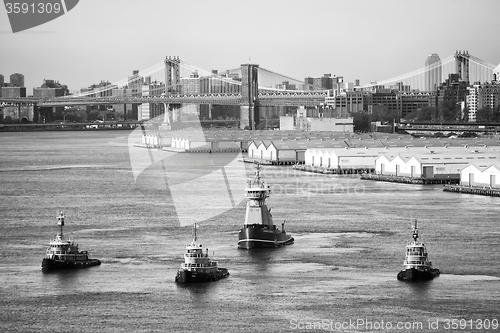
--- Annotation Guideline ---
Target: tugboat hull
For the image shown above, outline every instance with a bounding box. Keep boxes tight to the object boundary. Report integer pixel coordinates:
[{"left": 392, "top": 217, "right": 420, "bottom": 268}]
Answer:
[
  {"left": 42, "top": 258, "right": 101, "bottom": 272},
  {"left": 175, "top": 268, "right": 229, "bottom": 283},
  {"left": 238, "top": 225, "right": 294, "bottom": 249},
  {"left": 397, "top": 268, "right": 440, "bottom": 281}
]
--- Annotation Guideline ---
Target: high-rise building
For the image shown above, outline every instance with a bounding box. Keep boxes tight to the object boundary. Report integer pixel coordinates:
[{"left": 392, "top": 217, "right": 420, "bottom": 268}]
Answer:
[
  {"left": 466, "top": 83, "right": 500, "bottom": 122},
  {"left": 364, "top": 89, "right": 402, "bottom": 116},
  {"left": 199, "top": 73, "right": 240, "bottom": 94},
  {"left": 313, "top": 74, "right": 333, "bottom": 90},
  {"left": 128, "top": 70, "right": 143, "bottom": 96},
  {"left": 81, "top": 80, "right": 112, "bottom": 97},
  {"left": 304, "top": 74, "right": 338, "bottom": 91},
  {"left": 10, "top": 73, "right": 25, "bottom": 87},
  {"left": 432, "top": 74, "right": 469, "bottom": 120},
  {"left": 33, "top": 87, "right": 65, "bottom": 99},
  {"left": 0, "top": 74, "right": 4, "bottom": 87},
  {"left": 1, "top": 87, "right": 26, "bottom": 98},
  {"left": 400, "top": 92, "right": 432, "bottom": 118},
  {"left": 424, "top": 54, "right": 441, "bottom": 92},
  {"left": 275, "top": 81, "right": 296, "bottom": 90},
  {"left": 325, "top": 91, "right": 364, "bottom": 117}
]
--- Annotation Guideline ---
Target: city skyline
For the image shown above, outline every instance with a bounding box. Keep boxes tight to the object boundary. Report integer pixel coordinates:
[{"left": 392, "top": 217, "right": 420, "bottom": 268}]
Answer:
[{"left": 1, "top": 0, "right": 499, "bottom": 93}]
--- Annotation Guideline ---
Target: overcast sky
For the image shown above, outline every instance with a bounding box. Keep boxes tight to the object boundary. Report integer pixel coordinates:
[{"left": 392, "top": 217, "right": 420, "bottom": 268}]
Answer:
[{"left": 1, "top": 0, "right": 499, "bottom": 93}]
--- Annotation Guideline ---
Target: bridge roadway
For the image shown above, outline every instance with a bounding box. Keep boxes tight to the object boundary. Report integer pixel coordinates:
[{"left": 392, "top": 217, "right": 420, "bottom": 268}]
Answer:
[
  {"left": 0, "top": 90, "right": 328, "bottom": 107},
  {"left": 0, "top": 121, "right": 143, "bottom": 131},
  {"left": 0, "top": 119, "right": 248, "bottom": 131}
]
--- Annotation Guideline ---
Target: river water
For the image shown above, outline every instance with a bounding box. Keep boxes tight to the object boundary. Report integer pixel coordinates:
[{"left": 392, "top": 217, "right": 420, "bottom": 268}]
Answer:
[{"left": 0, "top": 130, "right": 498, "bottom": 333}]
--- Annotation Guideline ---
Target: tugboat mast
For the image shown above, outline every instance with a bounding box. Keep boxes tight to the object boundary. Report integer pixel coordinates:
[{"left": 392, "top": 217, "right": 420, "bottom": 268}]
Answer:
[
  {"left": 57, "top": 212, "right": 65, "bottom": 238},
  {"left": 254, "top": 163, "right": 262, "bottom": 181},
  {"left": 192, "top": 223, "right": 198, "bottom": 242},
  {"left": 244, "top": 164, "right": 271, "bottom": 226},
  {"left": 412, "top": 219, "right": 418, "bottom": 241}
]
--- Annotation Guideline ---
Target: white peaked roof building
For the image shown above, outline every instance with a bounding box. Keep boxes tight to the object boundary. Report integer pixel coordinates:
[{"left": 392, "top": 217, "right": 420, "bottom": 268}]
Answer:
[
  {"left": 460, "top": 163, "right": 500, "bottom": 188},
  {"left": 248, "top": 140, "right": 345, "bottom": 163},
  {"left": 304, "top": 146, "right": 500, "bottom": 172},
  {"left": 247, "top": 140, "right": 259, "bottom": 158},
  {"left": 304, "top": 147, "right": 402, "bottom": 169},
  {"left": 375, "top": 148, "right": 500, "bottom": 178}
]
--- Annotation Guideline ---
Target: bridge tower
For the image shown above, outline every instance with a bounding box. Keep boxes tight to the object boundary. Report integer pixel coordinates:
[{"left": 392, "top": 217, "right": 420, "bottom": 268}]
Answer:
[
  {"left": 455, "top": 50, "right": 470, "bottom": 83},
  {"left": 164, "top": 56, "right": 181, "bottom": 93},
  {"left": 240, "top": 63, "right": 260, "bottom": 130},
  {"left": 163, "top": 56, "right": 181, "bottom": 128}
]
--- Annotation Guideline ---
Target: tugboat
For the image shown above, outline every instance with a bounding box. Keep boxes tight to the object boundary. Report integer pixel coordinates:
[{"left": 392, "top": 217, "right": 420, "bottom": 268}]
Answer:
[
  {"left": 175, "top": 224, "right": 229, "bottom": 283},
  {"left": 41, "top": 212, "right": 101, "bottom": 272},
  {"left": 397, "top": 219, "right": 440, "bottom": 281},
  {"left": 238, "top": 164, "right": 294, "bottom": 249}
]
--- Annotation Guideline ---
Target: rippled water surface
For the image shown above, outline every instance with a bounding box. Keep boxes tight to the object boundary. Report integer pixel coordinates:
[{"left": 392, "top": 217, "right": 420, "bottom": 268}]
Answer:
[{"left": 0, "top": 130, "right": 499, "bottom": 333}]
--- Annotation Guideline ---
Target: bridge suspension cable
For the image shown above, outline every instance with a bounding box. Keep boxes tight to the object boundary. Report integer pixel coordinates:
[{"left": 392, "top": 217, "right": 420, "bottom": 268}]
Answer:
[
  {"left": 468, "top": 55, "right": 496, "bottom": 70},
  {"left": 177, "top": 61, "right": 242, "bottom": 87},
  {"left": 361, "top": 55, "right": 455, "bottom": 90},
  {"left": 257, "top": 67, "right": 307, "bottom": 91},
  {"left": 70, "top": 61, "right": 166, "bottom": 98},
  {"left": 362, "top": 53, "right": 496, "bottom": 91},
  {"left": 467, "top": 55, "right": 496, "bottom": 84},
  {"left": 224, "top": 66, "right": 318, "bottom": 92}
]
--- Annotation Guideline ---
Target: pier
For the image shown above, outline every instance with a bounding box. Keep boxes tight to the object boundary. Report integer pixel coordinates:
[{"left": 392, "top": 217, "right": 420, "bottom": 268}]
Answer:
[
  {"left": 240, "top": 158, "right": 292, "bottom": 165},
  {"left": 443, "top": 184, "right": 500, "bottom": 197},
  {"left": 360, "top": 173, "right": 459, "bottom": 185},
  {"left": 293, "top": 164, "right": 374, "bottom": 175}
]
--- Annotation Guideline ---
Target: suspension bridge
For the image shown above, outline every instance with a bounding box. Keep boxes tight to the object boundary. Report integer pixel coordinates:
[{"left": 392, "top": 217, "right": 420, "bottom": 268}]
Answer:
[{"left": 0, "top": 51, "right": 497, "bottom": 129}]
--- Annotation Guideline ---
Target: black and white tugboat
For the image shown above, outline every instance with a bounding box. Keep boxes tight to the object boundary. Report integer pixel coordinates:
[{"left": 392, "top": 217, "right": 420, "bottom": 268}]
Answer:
[
  {"left": 175, "top": 224, "right": 229, "bottom": 283},
  {"left": 238, "top": 164, "right": 294, "bottom": 249},
  {"left": 397, "top": 219, "right": 440, "bottom": 281},
  {"left": 41, "top": 212, "right": 101, "bottom": 272}
]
